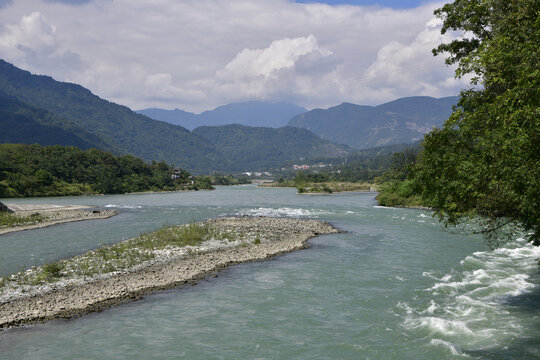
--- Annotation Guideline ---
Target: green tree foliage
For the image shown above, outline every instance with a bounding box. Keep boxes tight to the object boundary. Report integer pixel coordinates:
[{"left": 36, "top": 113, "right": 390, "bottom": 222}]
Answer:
[
  {"left": 0, "top": 144, "right": 212, "bottom": 198},
  {"left": 414, "top": 0, "right": 540, "bottom": 244},
  {"left": 193, "top": 124, "right": 349, "bottom": 172}
]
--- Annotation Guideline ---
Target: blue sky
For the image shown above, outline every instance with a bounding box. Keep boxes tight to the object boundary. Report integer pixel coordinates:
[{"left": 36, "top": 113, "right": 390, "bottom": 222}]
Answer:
[{"left": 294, "top": 0, "right": 438, "bottom": 9}]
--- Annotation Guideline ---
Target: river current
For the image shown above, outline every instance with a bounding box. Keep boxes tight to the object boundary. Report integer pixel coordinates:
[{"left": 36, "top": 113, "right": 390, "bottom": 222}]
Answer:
[{"left": 0, "top": 185, "right": 538, "bottom": 359}]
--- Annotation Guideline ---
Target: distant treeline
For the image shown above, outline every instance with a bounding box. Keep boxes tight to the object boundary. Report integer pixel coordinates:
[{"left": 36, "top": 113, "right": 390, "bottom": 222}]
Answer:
[
  {"left": 281, "top": 143, "right": 421, "bottom": 184},
  {"left": 0, "top": 144, "right": 212, "bottom": 198}
]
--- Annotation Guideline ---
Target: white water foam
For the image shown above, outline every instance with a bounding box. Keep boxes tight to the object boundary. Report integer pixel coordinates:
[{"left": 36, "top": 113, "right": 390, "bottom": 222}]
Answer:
[
  {"left": 430, "top": 339, "right": 470, "bottom": 357},
  {"left": 401, "top": 237, "right": 540, "bottom": 353},
  {"left": 236, "top": 207, "right": 331, "bottom": 218},
  {"left": 105, "top": 204, "right": 142, "bottom": 209}
]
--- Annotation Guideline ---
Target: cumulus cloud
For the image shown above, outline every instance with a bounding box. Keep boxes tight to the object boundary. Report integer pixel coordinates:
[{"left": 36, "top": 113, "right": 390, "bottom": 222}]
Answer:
[
  {"left": 0, "top": 12, "right": 57, "bottom": 57},
  {"left": 0, "top": 0, "right": 460, "bottom": 112},
  {"left": 218, "top": 35, "right": 332, "bottom": 80},
  {"left": 362, "top": 17, "right": 467, "bottom": 100},
  {"left": 214, "top": 35, "right": 338, "bottom": 101},
  {"left": 0, "top": 10, "right": 84, "bottom": 75}
]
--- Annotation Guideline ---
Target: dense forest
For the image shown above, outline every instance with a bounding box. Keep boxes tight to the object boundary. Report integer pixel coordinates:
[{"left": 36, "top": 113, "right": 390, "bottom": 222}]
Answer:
[
  {"left": 0, "top": 95, "right": 110, "bottom": 150},
  {"left": 0, "top": 144, "right": 212, "bottom": 198},
  {"left": 378, "top": 0, "right": 539, "bottom": 245},
  {"left": 275, "top": 142, "right": 420, "bottom": 185},
  {"left": 193, "top": 124, "right": 349, "bottom": 172}
]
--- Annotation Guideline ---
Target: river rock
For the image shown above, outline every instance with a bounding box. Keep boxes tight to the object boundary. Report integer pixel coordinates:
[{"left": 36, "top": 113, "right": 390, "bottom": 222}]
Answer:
[{"left": 0, "top": 201, "right": 13, "bottom": 213}]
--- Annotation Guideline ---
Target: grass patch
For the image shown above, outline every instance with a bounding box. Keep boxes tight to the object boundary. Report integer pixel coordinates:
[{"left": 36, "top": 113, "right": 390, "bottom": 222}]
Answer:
[
  {"left": 0, "top": 211, "right": 48, "bottom": 227},
  {"left": 129, "top": 222, "right": 211, "bottom": 250},
  {"left": 296, "top": 182, "right": 376, "bottom": 194},
  {"left": 0, "top": 222, "right": 232, "bottom": 291}
]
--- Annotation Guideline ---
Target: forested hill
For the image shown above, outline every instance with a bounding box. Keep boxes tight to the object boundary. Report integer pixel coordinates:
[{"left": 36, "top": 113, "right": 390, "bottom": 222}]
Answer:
[
  {"left": 0, "top": 59, "right": 223, "bottom": 172},
  {"left": 193, "top": 124, "right": 350, "bottom": 172},
  {"left": 0, "top": 95, "right": 109, "bottom": 151},
  {"left": 0, "top": 60, "right": 351, "bottom": 173},
  {"left": 288, "top": 96, "right": 458, "bottom": 149},
  {"left": 0, "top": 143, "right": 211, "bottom": 198}
]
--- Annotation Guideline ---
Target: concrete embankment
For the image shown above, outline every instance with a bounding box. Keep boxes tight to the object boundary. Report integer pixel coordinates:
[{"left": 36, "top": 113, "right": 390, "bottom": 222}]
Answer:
[{"left": 0, "top": 217, "right": 340, "bottom": 329}]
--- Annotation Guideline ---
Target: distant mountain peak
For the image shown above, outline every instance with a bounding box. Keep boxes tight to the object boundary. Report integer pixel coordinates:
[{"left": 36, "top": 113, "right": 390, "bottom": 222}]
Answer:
[
  {"left": 138, "top": 101, "right": 307, "bottom": 130},
  {"left": 288, "top": 96, "right": 458, "bottom": 149}
]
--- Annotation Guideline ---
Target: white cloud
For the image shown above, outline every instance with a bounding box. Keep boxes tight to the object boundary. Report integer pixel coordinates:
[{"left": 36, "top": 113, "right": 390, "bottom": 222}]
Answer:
[
  {"left": 0, "top": 0, "right": 460, "bottom": 112},
  {"left": 361, "top": 16, "right": 466, "bottom": 100},
  {"left": 0, "top": 11, "right": 56, "bottom": 59},
  {"left": 218, "top": 35, "right": 331, "bottom": 80}
]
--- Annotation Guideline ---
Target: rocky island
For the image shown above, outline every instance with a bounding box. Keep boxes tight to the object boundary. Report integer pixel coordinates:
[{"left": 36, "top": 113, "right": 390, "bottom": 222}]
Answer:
[{"left": 0, "top": 216, "right": 340, "bottom": 329}]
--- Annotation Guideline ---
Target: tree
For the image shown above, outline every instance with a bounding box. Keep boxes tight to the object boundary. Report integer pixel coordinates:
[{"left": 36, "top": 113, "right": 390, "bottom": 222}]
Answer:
[{"left": 414, "top": 0, "right": 540, "bottom": 245}]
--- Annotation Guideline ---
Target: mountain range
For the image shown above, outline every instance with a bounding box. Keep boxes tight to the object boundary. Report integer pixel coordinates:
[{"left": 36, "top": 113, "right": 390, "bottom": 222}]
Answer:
[
  {"left": 0, "top": 60, "right": 347, "bottom": 173},
  {"left": 0, "top": 59, "right": 457, "bottom": 173},
  {"left": 142, "top": 96, "right": 458, "bottom": 151},
  {"left": 193, "top": 124, "right": 349, "bottom": 172},
  {"left": 138, "top": 101, "right": 307, "bottom": 130},
  {"left": 287, "top": 96, "right": 458, "bottom": 149}
]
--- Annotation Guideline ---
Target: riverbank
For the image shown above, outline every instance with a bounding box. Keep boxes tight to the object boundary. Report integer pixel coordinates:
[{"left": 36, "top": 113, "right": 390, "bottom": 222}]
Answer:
[
  {"left": 260, "top": 181, "right": 379, "bottom": 194},
  {"left": 0, "top": 216, "right": 339, "bottom": 329},
  {"left": 0, "top": 204, "right": 117, "bottom": 235}
]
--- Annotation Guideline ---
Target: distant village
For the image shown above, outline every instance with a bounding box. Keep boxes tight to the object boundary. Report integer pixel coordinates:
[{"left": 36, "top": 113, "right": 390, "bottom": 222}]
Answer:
[{"left": 241, "top": 163, "right": 334, "bottom": 178}]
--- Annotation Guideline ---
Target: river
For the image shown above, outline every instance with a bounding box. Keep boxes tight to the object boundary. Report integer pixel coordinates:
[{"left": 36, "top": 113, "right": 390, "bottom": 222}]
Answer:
[{"left": 0, "top": 185, "right": 538, "bottom": 359}]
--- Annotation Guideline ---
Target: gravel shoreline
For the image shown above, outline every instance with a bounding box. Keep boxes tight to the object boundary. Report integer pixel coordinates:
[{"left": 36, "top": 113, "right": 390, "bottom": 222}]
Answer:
[
  {"left": 0, "top": 205, "right": 117, "bottom": 235},
  {"left": 0, "top": 216, "right": 340, "bottom": 329}
]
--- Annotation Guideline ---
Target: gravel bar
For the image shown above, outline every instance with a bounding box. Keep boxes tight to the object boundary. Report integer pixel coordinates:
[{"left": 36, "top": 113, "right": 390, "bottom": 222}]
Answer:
[{"left": 0, "top": 216, "right": 340, "bottom": 329}]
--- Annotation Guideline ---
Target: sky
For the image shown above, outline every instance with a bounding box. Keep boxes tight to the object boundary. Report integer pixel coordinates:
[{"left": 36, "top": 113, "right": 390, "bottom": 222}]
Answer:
[{"left": 0, "top": 0, "right": 466, "bottom": 113}]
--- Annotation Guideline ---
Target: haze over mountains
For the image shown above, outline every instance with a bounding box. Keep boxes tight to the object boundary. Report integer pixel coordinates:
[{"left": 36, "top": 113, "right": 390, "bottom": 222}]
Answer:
[
  {"left": 288, "top": 96, "right": 458, "bottom": 149},
  {"left": 138, "top": 102, "right": 307, "bottom": 130},
  {"left": 141, "top": 96, "right": 457, "bottom": 151}
]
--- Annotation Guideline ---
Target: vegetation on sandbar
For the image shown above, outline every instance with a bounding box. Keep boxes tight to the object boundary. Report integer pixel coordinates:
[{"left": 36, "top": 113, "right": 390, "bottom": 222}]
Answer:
[
  {"left": 0, "top": 222, "right": 247, "bottom": 292},
  {"left": 0, "top": 211, "right": 48, "bottom": 228}
]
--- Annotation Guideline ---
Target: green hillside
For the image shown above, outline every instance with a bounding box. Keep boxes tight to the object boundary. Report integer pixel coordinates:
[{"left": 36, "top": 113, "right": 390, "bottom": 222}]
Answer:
[
  {"left": 0, "top": 143, "right": 211, "bottom": 198},
  {"left": 193, "top": 125, "right": 350, "bottom": 172},
  {"left": 0, "top": 59, "right": 222, "bottom": 173},
  {"left": 0, "top": 95, "right": 110, "bottom": 150},
  {"left": 288, "top": 96, "right": 457, "bottom": 149},
  {"left": 0, "top": 60, "right": 355, "bottom": 173}
]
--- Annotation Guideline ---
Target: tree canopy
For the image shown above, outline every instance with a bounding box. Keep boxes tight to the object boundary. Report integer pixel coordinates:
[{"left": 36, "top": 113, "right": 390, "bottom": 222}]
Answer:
[
  {"left": 0, "top": 144, "right": 212, "bottom": 197},
  {"left": 414, "top": 0, "right": 540, "bottom": 244}
]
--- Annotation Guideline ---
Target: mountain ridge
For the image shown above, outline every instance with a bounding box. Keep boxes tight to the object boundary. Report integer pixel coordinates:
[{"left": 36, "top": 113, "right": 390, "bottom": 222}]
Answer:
[
  {"left": 138, "top": 101, "right": 307, "bottom": 130},
  {"left": 288, "top": 96, "right": 458, "bottom": 149},
  {"left": 0, "top": 60, "right": 349, "bottom": 173}
]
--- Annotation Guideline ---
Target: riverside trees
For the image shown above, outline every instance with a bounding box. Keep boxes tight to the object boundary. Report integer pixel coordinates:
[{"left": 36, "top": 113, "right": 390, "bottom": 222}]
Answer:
[
  {"left": 0, "top": 144, "right": 211, "bottom": 197},
  {"left": 413, "top": 0, "right": 540, "bottom": 244}
]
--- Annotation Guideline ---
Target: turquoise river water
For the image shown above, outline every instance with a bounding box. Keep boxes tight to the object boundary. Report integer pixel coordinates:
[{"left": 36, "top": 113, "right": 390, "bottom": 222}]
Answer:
[{"left": 0, "top": 185, "right": 539, "bottom": 359}]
